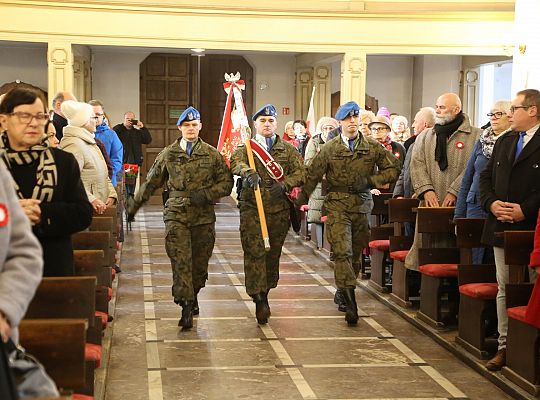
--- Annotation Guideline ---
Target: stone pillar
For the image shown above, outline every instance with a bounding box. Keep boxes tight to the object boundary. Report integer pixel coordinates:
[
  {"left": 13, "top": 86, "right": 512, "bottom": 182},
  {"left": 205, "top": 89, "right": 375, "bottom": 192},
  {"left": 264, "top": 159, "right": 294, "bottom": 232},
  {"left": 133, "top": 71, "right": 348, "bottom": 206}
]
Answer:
[
  {"left": 47, "top": 42, "right": 74, "bottom": 105},
  {"left": 340, "top": 52, "right": 367, "bottom": 108},
  {"left": 313, "top": 64, "right": 331, "bottom": 119},
  {"left": 295, "top": 67, "right": 313, "bottom": 120}
]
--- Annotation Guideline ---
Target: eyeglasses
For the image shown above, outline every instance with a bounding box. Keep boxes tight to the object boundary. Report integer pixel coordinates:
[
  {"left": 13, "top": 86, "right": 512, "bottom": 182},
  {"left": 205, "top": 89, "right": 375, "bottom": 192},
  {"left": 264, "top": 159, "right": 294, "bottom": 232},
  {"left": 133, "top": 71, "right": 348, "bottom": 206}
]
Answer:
[
  {"left": 487, "top": 112, "right": 504, "bottom": 119},
  {"left": 90, "top": 116, "right": 100, "bottom": 121},
  {"left": 94, "top": 113, "right": 104, "bottom": 117},
  {"left": 321, "top": 125, "right": 335, "bottom": 131},
  {"left": 370, "top": 127, "right": 389, "bottom": 133},
  {"left": 8, "top": 112, "right": 49, "bottom": 125},
  {"left": 510, "top": 105, "right": 531, "bottom": 114}
]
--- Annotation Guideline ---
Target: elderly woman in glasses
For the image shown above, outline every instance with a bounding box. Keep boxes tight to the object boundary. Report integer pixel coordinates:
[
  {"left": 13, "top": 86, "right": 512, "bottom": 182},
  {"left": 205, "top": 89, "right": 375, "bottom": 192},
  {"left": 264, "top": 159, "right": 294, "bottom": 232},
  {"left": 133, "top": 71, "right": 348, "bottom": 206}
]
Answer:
[
  {"left": 0, "top": 88, "right": 92, "bottom": 277},
  {"left": 60, "top": 100, "right": 117, "bottom": 215},
  {"left": 454, "top": 100, "right": 511, "bottom": 263}
]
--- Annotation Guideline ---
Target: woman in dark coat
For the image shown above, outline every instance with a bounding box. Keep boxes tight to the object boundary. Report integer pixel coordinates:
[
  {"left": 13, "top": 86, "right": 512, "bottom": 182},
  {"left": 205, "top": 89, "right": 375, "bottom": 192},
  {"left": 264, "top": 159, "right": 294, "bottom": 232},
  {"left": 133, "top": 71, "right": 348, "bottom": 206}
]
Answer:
[{"left": 0, "top": 88, "right": 93, "bottom": 276}]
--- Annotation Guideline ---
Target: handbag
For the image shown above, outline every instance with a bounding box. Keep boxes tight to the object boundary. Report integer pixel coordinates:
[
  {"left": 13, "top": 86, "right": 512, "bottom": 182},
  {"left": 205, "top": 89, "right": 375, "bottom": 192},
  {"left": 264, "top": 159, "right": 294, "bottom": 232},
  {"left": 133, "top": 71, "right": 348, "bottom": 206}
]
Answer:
[
  {"left": 6, "top": 339, "right": 59, "bottom": 398},
  {"left": 0, "top": 340, "right": 17, "bottom": 400}
]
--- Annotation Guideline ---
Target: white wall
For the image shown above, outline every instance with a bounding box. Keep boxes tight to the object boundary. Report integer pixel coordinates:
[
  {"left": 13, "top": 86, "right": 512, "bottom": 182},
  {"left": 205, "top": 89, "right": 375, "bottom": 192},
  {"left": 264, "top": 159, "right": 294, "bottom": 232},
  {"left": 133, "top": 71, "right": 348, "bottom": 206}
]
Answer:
[
  {"left": 92, "top": 49, "right": 150, "bottom": 126},
  {"left": 244, "top": 53, "right": 296, "bottom": 134},
  {"left": 420, "top": 55, "right": 462, "bottom": 107},
  {"left": 366, "top": 55, "right": 414, "bottom": 120},
  {"left": 0, "top": 45, "right": 48, "bottom": 94}
]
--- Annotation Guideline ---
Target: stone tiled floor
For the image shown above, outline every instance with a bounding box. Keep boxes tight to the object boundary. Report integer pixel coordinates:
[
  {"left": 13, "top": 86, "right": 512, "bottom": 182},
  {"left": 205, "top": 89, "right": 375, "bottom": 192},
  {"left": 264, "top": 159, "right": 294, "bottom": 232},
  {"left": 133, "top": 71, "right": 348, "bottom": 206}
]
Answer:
[{"left": 104, "top": 201, "right": 513, "bottom": 400}]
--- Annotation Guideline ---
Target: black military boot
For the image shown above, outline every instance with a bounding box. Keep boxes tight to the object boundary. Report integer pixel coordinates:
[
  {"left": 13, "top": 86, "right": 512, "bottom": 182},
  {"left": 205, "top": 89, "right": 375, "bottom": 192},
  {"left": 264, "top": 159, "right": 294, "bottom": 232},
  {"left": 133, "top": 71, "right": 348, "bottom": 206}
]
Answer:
[
  {"left": 178, "top": 301, "right": 194, "bottom": 330},
  {"left": 342, "top": 288, "right": 359, "bottom": 325},
  {"left": 334, "top": 289, "right": 347, "bottom": 312},
  {"left": 253, "top": 293, "right": 270, "bottom": 325},
  {"left": 264, "top": 289, "right": 271, "bottom": 316},
  {"left": 193, "top": 288, "right": 200, "bottom": 316}
]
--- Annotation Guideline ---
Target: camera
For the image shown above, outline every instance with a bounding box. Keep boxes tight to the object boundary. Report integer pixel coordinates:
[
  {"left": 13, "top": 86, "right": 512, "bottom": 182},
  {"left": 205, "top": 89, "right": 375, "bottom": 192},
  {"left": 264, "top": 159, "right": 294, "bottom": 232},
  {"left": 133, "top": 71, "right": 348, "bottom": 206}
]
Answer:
[{"left": 131, "top": 119, "right": 138, "bottom": 125}]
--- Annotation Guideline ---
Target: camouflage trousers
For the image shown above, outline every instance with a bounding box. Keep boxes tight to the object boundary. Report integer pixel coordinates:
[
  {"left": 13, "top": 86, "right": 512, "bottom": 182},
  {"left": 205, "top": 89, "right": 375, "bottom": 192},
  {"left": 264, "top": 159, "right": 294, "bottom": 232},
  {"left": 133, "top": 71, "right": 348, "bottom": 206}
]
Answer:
[
  {"left": 239, "top": 206, "right": 290, "bottom": 296},
  {"left": 164, "top": 220, "right": 215, "bottom": 303},
  {"left": 325, "top": 208, "right": 369, "bottom": 288}
]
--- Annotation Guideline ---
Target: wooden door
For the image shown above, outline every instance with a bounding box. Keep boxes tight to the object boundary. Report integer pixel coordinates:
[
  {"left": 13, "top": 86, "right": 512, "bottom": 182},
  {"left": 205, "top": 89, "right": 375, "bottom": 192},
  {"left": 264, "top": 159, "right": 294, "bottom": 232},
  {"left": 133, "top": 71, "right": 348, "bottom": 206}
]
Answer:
[
  {"left": 140, "top": 53, "right": 197, "bottom": 203},
  {"left": 199, "top": 55, "right": 253, "bottom": 147}
]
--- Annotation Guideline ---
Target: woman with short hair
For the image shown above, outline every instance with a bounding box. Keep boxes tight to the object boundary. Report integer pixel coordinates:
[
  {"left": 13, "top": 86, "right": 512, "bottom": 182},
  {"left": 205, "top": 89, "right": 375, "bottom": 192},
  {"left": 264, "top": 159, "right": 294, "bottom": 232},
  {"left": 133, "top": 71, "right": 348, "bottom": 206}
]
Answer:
[{"left": 0, "top": 88, "right": 92, "bottom": 276}]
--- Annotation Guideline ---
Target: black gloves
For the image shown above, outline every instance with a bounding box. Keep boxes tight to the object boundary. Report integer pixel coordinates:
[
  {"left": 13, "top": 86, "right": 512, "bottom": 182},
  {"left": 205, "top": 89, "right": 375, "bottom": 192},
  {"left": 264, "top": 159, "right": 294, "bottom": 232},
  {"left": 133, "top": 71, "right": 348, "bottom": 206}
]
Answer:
[
  {"left": 190, "top": 190, "right": 208, "bottom": 206},
  {"left": 244, "top": 171, "right": 261, "bottom": 189},
  {"left": 353, "top": 176, "right": 371, "bottom": 192},
  {"left": 269, "top": 182, "right": 286, "bottom": 199}
]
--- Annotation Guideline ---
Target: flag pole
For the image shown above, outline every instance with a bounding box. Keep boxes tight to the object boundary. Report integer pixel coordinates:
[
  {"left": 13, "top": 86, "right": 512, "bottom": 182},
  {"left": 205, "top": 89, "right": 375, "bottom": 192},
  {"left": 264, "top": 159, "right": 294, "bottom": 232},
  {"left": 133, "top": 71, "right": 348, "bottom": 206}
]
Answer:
[{"left": 242, "top": 125, "right": 271, "bottom": 250}]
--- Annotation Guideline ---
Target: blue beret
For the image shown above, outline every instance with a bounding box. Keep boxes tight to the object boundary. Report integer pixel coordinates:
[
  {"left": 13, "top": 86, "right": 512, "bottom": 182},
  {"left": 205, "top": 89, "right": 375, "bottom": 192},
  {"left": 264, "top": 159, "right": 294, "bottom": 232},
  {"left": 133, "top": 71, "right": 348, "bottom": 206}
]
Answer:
[
  {"left": 335, "top": 101, "right": 361, "bottom": 121},
  {"left": 252, "top": 104, "right": 277, "bottom": 121},
  {"left": 177, "top": 106, "right": 201, "bottom": 126}
]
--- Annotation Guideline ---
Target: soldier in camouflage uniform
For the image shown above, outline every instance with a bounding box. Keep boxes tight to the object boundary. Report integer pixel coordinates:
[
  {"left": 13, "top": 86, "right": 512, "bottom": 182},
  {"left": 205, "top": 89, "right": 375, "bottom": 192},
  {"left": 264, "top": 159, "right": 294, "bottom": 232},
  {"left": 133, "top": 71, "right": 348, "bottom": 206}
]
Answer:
[
  {"left": 230, "top": 104, "right": 305, "bottom": 325},
  {"left": 297, "top": 101, "right": 400, "bottom": 325},
  {"left": 127, "top": 107, "right": 233, "bottom": 330}
]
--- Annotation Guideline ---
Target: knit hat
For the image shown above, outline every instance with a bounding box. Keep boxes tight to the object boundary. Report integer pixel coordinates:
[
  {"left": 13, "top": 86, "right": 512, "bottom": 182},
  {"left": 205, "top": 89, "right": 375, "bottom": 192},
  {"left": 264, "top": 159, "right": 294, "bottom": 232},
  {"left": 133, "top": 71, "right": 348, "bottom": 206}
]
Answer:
[
  {"left": 315, "top": 116, "right": 339, "bottom": 134},
  {"left": 61, "top": 100, "right": 93, "bottom": 127},
  {"left": 376, "top": 106, "right": 390, "bottom": 118}
]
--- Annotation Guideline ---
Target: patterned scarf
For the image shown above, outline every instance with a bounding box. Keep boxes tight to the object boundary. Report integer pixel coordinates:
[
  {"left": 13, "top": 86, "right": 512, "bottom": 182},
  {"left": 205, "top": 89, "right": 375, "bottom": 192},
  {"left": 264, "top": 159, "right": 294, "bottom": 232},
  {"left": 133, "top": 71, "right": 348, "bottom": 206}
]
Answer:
[
  {"left": 479, "top": 126, "right": 500, "bottom": 159},
  {"left": 378, "top": 135, "right": 393, "bottom": 152},
  {"left": 0, "top": 133, "right": 57, "bottom": 201}
]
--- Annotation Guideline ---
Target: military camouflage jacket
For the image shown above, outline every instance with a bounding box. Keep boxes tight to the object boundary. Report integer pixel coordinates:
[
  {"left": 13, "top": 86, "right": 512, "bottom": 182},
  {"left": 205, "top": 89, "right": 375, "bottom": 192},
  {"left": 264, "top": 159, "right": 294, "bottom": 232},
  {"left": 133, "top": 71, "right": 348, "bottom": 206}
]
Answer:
[
  {"left": 303, "top": 133, "right": 400, "bottom": 212},
  {"left": 230, "top": 135, "right": 305, "bottom": 214},
  {"left": 134, "top": 138, "right": 233, "bottom": 225}
]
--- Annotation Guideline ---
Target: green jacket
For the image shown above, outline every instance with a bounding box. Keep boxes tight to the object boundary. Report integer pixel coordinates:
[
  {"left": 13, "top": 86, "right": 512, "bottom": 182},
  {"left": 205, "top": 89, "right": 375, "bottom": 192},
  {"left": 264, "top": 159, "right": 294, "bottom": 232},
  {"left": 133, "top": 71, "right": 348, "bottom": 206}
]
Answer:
[
  {"left": 303, "top": 134, "right": 400, "bottom": 212},
  {"left": 133, "top": 138, "right": 233, "bottom": 225},
  {"left": 230, "top": 135, "right": 305, "bottom": 214}
]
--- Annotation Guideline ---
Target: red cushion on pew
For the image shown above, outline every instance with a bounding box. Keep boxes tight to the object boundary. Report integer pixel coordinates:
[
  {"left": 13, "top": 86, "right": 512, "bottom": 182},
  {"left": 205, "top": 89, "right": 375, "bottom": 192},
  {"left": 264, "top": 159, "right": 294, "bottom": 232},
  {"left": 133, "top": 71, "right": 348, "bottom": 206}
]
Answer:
[
  {"left": 73, "top": 394, "right": 94, "bottom": 400},
  {"left": 368, "top": 240, "right": 390, "bottom": 251},
  {"left": 85, "top": 343, "right": 102, "bottom": 368},
  {"left": 459, "top": 283, "right": 498, "bottom": 299},
  {"left": 508, "top": 306, "right": 527, "bottom": 323},
  {"left": 419, "top": 263, "right": 458, "bottom": 278},
  {"left": 95, "top": 311, "right": 108, "bottom": 329},
  {"left": 112, "top": 267, "right": 116, "bottom": 281},
  {"left": 321, "top": 216, "right": 327, "bottom": 222},
  {"left": 300, "top": 205, "right": 309, "bottom": 212},
  {"left": 108, "top": 287, "right": 113, "bottom": 301},
  {"left": 390, "top": 250, "right": 409, "bottom": 262}
]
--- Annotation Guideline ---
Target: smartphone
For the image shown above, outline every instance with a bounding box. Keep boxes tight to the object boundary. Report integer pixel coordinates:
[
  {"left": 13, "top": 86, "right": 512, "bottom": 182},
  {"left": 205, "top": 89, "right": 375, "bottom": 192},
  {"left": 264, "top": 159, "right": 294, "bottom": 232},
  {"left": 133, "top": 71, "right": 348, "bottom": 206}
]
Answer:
[{"left": 131, "top": 119, "right": 139, "bottom": 125}]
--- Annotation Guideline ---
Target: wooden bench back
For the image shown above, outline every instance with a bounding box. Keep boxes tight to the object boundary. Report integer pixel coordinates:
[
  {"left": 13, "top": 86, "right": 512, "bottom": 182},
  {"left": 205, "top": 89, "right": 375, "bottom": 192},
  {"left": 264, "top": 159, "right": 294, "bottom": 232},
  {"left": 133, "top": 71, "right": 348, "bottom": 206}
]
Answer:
[
  {"left": 388, "top": 198, "right": 419, "bottom": 223},
  {"left": 455, "top": 218, "right": 486, "bottom": 248},
  {"left": 73, "top": 249, "right": 111, "bottom": 287},
  {"left": 18, "top": 319, "right": 87, "bottom": 389},
  {"left": 90, "top": 216, "right": 115, "bottom": 235},
  {"left": 371, "top": 193, "right": 393, "bottom": 216},
  {"left": 24, "top": 277, "right": 97, "bottom": 326},
  {"left": 418, "top": 247, "right": 460, "bottom": 265},
  {"left": 504, "top": 230, "right": 535, "bottom": 283},
  {"left": 72, "top": 231, "right": 113, "bottom": 266},
  {"left": 417, "top": 207, "right": 455, "bottom": 234}
]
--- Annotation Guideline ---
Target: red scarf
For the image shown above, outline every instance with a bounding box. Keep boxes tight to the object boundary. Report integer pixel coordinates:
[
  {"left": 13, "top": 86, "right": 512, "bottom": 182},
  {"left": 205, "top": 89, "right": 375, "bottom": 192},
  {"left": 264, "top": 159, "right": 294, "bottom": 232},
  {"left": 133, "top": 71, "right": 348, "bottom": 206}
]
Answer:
[{"left": 378, "top": 135, "right": 393, "bottom": 152}]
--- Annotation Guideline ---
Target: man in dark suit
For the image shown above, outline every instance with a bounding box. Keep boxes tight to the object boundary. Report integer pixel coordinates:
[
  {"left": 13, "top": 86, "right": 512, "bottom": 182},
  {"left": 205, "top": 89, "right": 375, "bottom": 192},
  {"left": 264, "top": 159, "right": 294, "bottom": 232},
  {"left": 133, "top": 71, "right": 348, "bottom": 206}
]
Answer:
[{"left": 480, "top": 88, "right": 540, "bottom": 371}]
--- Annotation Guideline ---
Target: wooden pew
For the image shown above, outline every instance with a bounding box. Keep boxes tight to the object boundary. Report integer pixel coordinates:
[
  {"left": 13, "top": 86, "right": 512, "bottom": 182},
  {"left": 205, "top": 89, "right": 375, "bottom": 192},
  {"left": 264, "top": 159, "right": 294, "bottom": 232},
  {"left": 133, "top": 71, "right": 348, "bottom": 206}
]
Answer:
[
  {"left": 504, "top": 230, "right": 535, "bottom": 283},
  {"left": 18, "top": 319, "right": 87, "bottom": 391},
  {"left": 502, "top": 283, "right": 539, "bottom": 396},
  {"left": 388, "top": 198, "right": 420, "bottom": 307},
  {"left": 454, "top": 218, "right": 498, "bottom": 359},
  {"left": 365, "top": 192, "right": 393, "bottom": 284},
  {"left": 73, "top": 249, "right": 111, "bottom": 317},
  {"left": 416, "top": 207, "right": 460, "bottom": 328},
  {"left": 24, "top": 277, "right": 101, "bottom": 396},
  {"left": 72, "top": 231, "right": 114, "bottom": 268}
]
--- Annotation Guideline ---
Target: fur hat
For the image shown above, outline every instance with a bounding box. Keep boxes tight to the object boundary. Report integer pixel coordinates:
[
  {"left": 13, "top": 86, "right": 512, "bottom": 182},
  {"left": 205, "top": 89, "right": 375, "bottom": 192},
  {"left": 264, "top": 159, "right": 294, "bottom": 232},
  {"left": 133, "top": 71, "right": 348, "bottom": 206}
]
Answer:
[{"left": 61, "top": 100, "right": 93, "bottom": 127}]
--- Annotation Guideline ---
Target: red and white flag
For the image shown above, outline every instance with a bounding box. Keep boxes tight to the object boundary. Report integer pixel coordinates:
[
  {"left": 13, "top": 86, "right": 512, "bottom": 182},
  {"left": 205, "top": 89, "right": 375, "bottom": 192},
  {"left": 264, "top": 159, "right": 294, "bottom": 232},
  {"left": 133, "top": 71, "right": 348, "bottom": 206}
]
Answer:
[
  {"left": 216, "top": 72, "right": 249, "bottom": 165},
  {"left": 305, "top": 86, "right": 316, "bottom": 136}
]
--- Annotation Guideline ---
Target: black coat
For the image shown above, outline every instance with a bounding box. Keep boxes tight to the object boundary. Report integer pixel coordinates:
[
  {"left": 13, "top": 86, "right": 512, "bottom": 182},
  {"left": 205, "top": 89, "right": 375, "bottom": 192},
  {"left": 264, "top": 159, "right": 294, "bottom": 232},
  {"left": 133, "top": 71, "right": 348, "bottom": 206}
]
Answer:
[
  {"left": 480, "top": 126, "right": 540, "bottom": 247},
  {"left": 112, "top": 124, "right": 152, "bottom": 165},
  {"left": 52, "top": 112, "right": 68, "bottom": 141},
  {"left": 10, "top": 148, "right": 93, "bottom": 276}
]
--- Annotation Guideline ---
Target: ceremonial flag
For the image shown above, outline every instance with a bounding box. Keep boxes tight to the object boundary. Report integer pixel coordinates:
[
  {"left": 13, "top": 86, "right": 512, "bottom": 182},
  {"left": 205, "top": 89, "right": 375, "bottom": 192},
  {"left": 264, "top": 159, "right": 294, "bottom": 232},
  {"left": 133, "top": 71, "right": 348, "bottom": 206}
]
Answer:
[
  {"left": 305, "top": 86, "right": 316, "bottom": 136},
  {"left": 216, "top": 73, "right": 247, "bottom": 165}
]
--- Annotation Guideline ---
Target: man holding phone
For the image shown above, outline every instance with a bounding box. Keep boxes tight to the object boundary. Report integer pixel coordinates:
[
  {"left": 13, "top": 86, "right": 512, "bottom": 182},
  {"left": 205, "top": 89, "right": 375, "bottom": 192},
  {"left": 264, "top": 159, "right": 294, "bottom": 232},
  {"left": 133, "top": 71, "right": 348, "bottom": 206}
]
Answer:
[{"left": 113, "top": 111, "right": 152, "bottom": 196}]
